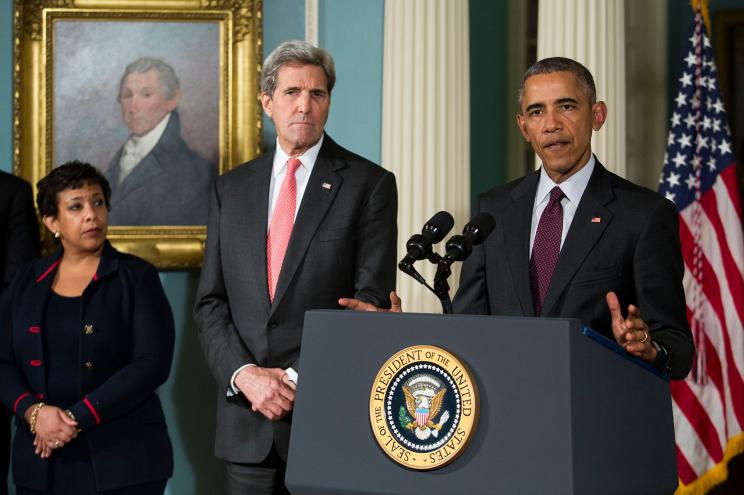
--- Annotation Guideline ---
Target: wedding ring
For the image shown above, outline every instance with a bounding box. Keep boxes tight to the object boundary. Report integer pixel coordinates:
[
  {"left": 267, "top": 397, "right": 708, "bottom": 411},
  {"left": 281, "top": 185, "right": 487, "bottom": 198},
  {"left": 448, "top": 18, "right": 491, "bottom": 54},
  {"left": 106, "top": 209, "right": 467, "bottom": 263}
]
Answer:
[
  {"left": 640, "top": 330, "right": 649, "bottom": 344},
  {"left": 54, "top": 440, "right": 60, "bottom": 449}
]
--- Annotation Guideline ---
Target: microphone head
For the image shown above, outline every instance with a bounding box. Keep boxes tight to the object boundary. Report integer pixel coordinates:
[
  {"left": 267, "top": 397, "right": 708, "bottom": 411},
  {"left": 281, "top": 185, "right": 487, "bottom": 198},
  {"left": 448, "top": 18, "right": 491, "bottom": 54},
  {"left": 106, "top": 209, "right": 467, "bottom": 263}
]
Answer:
[
  {"left": 463, "top": 212, "right": 496, "bottom": 246},
  {"left": 422, "top": 211, "right": 455, "bottom": 244}
]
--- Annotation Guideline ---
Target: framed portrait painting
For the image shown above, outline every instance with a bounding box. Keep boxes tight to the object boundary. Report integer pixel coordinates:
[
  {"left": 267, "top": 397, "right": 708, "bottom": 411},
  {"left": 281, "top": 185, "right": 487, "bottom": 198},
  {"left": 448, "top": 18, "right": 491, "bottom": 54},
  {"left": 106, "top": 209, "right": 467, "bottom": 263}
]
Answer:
[{"left": 13, "top": 0, "right": 263, "bottom": 268}]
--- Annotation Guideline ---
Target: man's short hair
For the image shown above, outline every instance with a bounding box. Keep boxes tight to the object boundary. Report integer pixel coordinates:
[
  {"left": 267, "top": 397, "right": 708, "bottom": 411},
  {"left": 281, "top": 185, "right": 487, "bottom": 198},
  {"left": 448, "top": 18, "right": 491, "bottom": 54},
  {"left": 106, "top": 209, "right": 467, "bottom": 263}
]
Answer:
[
  {"left": 260, "top": 40, "right": 336, "bottom": 96},
  {"left": 118, "top": 57, "right": 180, "bottom": 101},
  {"left": 518, "top": 57, "right": 597, "bottom": 107}
]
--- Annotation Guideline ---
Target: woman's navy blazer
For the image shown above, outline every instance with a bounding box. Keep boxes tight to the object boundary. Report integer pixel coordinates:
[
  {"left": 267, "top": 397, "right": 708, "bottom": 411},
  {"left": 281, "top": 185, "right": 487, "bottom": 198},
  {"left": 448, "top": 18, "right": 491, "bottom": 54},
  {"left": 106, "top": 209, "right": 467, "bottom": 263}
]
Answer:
[{"left": 0, "top": 241, "right": 174, "bottom": 491}]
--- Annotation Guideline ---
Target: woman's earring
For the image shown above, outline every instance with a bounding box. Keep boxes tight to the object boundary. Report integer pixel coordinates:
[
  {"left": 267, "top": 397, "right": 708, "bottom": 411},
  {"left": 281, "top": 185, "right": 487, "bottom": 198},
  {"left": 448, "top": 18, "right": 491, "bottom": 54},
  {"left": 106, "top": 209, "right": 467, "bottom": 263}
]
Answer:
[{"left": 54, "top": 231, "right": 60, "bottom": 239}]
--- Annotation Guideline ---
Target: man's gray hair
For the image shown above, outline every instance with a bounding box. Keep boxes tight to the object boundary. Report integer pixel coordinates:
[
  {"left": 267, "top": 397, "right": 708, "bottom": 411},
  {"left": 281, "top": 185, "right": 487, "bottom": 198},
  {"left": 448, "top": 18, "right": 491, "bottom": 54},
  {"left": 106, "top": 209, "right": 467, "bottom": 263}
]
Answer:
[
  {"left": 260, "top": 40, "right": 335, "bottom": 96},
  {"left": 118, "top": 57, "right": 180, "bottom": 101},
  {"left": 518, "top": 57, "right": 596, "bottom": 107}
]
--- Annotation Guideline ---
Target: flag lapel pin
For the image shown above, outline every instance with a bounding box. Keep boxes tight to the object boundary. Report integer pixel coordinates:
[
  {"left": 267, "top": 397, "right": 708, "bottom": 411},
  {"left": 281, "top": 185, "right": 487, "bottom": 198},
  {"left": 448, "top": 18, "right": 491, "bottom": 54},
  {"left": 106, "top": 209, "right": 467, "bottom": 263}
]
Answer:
[
  {"left": 591, "top": 217, "right": 601, "bottom": 223},
  {"left": 322, "top": 182, "right": 332, "bottom": 190}
]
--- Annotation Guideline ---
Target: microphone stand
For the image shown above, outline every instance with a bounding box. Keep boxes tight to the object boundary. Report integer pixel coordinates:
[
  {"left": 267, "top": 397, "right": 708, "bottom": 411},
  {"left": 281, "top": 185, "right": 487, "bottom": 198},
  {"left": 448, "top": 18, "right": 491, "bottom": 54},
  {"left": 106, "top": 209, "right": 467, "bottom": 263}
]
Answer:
[
  {"left": 398, "top": 254, "right": 453, "bottom": 314},
  {"left": 431, "top": 254, "right": 454, "bottom": 314}
]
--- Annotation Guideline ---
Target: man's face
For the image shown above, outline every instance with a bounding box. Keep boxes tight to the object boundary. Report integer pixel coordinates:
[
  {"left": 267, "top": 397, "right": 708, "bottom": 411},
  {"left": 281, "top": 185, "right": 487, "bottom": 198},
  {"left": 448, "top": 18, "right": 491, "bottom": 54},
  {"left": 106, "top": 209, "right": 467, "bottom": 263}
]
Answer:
[
  {"left": 516, "top": 71, "right": 607, "bottom": 183},
  {"left": 262, "top": 64, "right": 330, "bottom": 156},
  {"left": 119, "top": 69, "right": 180, "bottom": 137}
]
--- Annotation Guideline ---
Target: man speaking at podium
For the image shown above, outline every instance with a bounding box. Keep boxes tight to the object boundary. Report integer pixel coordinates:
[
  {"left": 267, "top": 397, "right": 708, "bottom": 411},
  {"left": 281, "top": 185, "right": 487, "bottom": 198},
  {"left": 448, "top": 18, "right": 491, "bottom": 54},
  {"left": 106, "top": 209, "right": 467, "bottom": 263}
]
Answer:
[
  {"left": 343, "top": 57, "right": 693, "bottom": 380},
  {"left": 453, "top": 57, "right": 693, "bottom": 379},
  {"left": 195, "top": 40, "right": 397, "bottom": 494}
]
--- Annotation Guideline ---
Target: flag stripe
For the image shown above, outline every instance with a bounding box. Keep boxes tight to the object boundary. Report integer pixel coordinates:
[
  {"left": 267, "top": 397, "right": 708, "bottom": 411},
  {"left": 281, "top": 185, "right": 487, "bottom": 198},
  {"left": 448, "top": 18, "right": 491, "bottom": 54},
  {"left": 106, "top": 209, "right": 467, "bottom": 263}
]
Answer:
[
  {"left": 681, "top": 218, "right": 744, "bottom": 430},
  {"left": 672, "top": 379, "right": 724, "bottom": 461},
  {"left": 674, "top": 399, "right": 713, "bottom": 481},
  {"left": 682, "top": 271, "right": 743, "bottom": 441},
  {"left": 677, "top": 444, "right": 701, "bottom": 484}
]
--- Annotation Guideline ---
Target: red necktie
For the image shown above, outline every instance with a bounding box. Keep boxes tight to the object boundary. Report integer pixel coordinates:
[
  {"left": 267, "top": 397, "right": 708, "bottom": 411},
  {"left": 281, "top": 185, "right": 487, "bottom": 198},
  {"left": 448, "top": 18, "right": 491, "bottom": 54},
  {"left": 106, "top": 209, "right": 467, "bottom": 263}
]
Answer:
[
  {"left": 529, "top": 186, "right": 565, "bottom": 315},
  {"left": 267, "top": 158, "right": 301, "bottom": 302}
]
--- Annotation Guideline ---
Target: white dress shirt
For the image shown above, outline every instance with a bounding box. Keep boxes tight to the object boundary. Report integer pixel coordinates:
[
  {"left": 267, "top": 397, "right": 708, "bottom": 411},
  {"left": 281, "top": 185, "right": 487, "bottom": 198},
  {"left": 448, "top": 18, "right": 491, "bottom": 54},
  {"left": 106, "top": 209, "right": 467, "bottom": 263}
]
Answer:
[
  {"left": 118, "top": 112, "right": 171, "bottom": 183},
  {"left": 529, "top": 154, "right": 596, "bottom": 254},
  {"left": 230, "top": 135, "right": 325, "bottom": 393}
]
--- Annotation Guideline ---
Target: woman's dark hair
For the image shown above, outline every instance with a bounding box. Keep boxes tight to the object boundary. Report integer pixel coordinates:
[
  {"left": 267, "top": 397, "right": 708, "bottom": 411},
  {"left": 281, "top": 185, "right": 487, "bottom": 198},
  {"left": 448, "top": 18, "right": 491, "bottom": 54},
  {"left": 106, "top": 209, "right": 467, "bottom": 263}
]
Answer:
[{"left": 36, "top": 161, "right": 111, "bottom": 217}]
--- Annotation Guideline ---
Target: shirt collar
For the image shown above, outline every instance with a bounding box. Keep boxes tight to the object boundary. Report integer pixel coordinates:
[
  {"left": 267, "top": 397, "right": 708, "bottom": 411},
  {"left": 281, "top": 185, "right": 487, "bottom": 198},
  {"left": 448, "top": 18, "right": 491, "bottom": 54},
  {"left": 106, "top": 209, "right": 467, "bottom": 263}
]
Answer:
[
  {"left": 128, "top": 112, "right": 171, "bottom": 157},
  {"left": 272, "top": 134, "right": 324, "bottom": 178},
  {"left": 535, "top": 153, "right": 596, "bottom": 206}
]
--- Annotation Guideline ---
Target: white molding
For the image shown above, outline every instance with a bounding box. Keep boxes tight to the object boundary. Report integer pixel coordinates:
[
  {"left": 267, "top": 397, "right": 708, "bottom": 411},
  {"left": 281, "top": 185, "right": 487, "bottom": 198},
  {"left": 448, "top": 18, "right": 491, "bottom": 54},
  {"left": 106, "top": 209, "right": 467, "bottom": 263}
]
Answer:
[
  {"left": 537, "top": 0, "right": 627, "bottom": 177},
  {"left": 382, "top": 0, "right": 470, "bottom": 313},
  {"left": 305, "top": 0, "right": 319, "bottom": 46}
]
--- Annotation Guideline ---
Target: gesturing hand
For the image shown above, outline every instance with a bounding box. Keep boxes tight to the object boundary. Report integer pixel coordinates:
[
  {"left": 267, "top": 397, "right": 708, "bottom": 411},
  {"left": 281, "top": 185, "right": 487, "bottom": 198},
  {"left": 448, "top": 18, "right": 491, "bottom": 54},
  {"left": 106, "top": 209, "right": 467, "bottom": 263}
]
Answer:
[
  {"left": 235, "top": 366, "right": 296, "bottom": 421},
  {"left": 606, "top": 291, "right": 657, "bottom": 363},
  {"left": 338, "top": 291, "right": 402, "bottom": 312}
]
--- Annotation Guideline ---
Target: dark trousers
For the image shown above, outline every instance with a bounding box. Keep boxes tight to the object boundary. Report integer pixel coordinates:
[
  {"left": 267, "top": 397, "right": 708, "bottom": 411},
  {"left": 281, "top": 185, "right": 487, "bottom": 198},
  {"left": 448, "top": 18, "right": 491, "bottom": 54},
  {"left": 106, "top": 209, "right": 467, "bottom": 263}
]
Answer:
[
  {"left": 0, "top": 406, "right": 9, "bottom": 495},
  {"left": 16, "top": 480, "right": 166, "bottom": 495},
  {"left": 226, "top": 444, "right": 290, "bottom": 495}
]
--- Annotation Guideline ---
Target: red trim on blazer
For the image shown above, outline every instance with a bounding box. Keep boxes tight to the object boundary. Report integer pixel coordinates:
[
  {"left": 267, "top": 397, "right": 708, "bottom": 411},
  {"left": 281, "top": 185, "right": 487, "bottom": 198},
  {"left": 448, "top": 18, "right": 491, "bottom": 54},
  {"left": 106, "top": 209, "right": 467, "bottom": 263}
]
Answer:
[
  {"left": 13, "top": 393, "right": 31, "bottom": 413},
  {"left": 29, "top": 326, "right": 40, "bottom": 333},
  {"left": 29, "top": 360, "right": 41, "bottom": 367},
  {"left": 83, "top": 397, "right": 101, "bottom": 425},
  {"left": 36, "top": 259, "right": 61, "bottom": 283},
  {"left": 92, "top": 273, "right": 99, "bottom": 281}
]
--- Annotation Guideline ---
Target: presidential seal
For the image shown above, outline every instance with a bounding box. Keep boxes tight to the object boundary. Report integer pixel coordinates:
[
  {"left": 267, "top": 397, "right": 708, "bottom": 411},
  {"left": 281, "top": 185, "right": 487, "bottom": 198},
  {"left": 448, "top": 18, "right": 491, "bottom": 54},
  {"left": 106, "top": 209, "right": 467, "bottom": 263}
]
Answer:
[{"left": 369, "top": 345, "right": 478, "bottom": 470}]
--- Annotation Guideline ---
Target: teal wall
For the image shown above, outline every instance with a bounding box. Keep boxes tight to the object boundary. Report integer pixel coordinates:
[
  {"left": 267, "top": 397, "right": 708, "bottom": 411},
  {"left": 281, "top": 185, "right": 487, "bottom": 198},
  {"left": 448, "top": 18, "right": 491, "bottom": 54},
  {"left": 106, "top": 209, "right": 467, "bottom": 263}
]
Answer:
[
  {"left": 0, "top": 0, "right": 384, "bottom": 493},
  {"left": 469, "top": 0, "right": 510, "bottom": 204}
]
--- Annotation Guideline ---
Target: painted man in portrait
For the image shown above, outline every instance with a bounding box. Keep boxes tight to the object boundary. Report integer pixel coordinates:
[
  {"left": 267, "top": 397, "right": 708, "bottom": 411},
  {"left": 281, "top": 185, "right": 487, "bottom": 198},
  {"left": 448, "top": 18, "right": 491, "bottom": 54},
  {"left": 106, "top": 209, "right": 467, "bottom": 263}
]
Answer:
[{"left": 105, "top": 57, "right": 216, "bottom": 225}]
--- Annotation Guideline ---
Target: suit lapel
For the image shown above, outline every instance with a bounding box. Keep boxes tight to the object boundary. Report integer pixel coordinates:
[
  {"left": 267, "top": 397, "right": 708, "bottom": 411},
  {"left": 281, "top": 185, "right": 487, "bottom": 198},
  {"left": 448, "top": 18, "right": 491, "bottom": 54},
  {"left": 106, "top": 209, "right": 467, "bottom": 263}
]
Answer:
[
  {"left": 540, "top": 163, "right": 614, "bottom": 316},
  {"left": 504, "top": 171, "right": 540, "bottom": 316},
  {"left": 270, "top": 148, "right": 343, "bottom": 313},
  {"left": 114, "top": 154, "right": 166, "bottom": 202},
  {"left": 239, "top": 156, "right": 273, "bottom": 313}
]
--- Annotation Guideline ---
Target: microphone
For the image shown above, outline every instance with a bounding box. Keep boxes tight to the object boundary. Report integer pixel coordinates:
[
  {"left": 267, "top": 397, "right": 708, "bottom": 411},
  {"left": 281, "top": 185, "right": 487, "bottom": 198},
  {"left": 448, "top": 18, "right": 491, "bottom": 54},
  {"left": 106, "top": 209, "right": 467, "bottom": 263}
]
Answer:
[
  {"left": 398, "top": 211, "right": 455, "bottom": 268},
  {"left": 442, "top": 212, "right": 496, "bottom": 264}
]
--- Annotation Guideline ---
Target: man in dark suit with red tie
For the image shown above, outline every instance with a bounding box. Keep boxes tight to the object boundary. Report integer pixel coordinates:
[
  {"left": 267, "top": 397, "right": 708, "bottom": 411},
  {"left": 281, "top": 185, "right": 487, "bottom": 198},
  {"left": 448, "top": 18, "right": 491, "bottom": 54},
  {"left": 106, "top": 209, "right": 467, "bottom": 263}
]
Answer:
[
  {"left": 341, "top": 57, "right": 694, "bottom": 380},
  {"left": 194, "top": 40, "right": 397, "bottom": 494},
  {"left": 453, "top": 57, "right": 694, "bottom": 379},
  {"left": 0, "top": 170, "right": 40, "bottom": 494}
]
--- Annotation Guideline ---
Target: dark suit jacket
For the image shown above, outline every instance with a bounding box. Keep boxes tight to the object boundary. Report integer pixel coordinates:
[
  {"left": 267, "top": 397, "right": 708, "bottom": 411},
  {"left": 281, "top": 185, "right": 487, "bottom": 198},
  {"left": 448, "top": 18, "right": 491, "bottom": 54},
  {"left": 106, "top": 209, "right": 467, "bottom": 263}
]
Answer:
[
  {"left": 105, "top": 111, "right": 216, "bottom": 225},
  {"left": 0, "top": 171, "right": 40, "bottom": 288},
  {"left": 454, "top": 161, "right": 694, "bottom": 379},
  {"left": 0, "top": 242, "right": 175, "bottom": 491},
  {"left": 194, "top": 135, "right": 398, "bottom": 463}
]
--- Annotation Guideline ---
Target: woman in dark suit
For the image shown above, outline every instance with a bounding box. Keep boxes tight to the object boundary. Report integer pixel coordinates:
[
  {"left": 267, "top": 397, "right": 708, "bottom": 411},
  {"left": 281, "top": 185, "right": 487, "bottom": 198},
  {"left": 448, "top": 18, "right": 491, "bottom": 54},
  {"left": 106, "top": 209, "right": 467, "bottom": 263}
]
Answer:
[{"left": 0, "top": 161, "right": 174, "bottom": 494}]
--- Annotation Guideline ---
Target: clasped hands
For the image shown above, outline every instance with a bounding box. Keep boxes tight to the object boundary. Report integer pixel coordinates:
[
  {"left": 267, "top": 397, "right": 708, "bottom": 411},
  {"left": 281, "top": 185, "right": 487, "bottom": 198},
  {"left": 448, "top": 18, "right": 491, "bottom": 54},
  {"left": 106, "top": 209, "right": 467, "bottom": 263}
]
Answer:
[
  {"left": 25, "top": 404, "right": 78, "bottom": 459},
  {"left": 234, "top": 366, "right": 296, "bottom": 421},
  {"left": 338, "top": 291, "right": 657, "bottom": 364}
]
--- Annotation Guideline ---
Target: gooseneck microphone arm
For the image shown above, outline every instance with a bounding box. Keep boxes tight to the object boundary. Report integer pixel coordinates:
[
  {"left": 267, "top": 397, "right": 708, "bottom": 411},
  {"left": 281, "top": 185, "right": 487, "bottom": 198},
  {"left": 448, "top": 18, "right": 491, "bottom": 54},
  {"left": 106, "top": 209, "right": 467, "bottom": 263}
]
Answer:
[
  {"left": 398, "top": 211, "right": 454, "bottom": 309},
  {"left": 434, "top": 212, "right": 496, "bottom": 314}
]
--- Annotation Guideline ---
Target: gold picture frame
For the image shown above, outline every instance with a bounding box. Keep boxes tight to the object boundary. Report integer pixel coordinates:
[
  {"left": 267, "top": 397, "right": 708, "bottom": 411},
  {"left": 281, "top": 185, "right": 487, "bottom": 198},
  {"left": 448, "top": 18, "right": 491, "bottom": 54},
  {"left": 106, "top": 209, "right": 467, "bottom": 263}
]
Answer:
[{"left": 13, "top": 0, "right": 263, "bottom": 269}]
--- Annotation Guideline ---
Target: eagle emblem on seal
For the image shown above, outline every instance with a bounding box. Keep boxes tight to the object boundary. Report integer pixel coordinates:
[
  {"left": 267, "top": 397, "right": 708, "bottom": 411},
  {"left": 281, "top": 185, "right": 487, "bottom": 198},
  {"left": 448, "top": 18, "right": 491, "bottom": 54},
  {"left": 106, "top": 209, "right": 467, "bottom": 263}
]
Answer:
[{"left": 399, "top": 374, "right": 451, "bottom": 440}]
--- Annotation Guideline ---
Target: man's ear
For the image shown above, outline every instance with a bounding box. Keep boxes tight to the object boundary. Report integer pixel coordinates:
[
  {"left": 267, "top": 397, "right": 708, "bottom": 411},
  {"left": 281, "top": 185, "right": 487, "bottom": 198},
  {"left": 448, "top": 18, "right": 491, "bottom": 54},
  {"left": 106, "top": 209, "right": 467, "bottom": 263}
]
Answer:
[
  {"left": 592, "top": 101, "right": 608, "bottom": 131},
  {"left": 165, "top": 89, "right": 182, "bottom": 112},
  {"left": 261, "top": 92, "right": 273, "bottom": 118},
  {"left": 516, "top": 113, "right": 530, "bottom": 142}
]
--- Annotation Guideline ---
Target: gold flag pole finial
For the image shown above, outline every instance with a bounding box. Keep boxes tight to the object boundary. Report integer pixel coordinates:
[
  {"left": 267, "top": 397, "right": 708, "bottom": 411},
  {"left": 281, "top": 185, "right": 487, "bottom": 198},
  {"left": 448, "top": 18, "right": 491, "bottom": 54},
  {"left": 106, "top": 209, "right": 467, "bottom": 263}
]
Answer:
[{"left": 691, "top": 0, "right": 712, "bottom": 36}]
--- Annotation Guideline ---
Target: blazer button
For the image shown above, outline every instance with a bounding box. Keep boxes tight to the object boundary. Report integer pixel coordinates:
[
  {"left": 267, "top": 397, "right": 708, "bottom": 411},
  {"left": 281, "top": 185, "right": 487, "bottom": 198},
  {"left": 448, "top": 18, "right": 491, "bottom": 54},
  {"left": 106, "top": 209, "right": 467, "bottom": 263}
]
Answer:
[
  {"left": 84, "top": 361, "right": 94, "bottom": 371},
  {"left": 84, "top": 324, "right": 94, "bottom": 335},
  {"left": 268, "top": 320, "right": 278, "bottom": 329}
]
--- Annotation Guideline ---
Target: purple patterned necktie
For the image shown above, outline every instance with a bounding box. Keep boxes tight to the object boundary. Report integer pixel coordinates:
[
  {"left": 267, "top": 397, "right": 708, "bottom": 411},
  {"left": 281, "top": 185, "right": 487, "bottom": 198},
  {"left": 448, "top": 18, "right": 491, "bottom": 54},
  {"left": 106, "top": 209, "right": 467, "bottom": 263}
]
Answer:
[{"left": 530, "top": 186, "right": 565, "bottom": 315}]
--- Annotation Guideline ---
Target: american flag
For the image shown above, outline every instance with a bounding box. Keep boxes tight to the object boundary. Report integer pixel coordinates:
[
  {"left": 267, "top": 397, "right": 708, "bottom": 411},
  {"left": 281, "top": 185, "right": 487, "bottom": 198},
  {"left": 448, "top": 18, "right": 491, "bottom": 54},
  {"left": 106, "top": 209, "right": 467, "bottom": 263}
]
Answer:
[{"left": 658, "top": 8, "right": 744, "bottom": 493}]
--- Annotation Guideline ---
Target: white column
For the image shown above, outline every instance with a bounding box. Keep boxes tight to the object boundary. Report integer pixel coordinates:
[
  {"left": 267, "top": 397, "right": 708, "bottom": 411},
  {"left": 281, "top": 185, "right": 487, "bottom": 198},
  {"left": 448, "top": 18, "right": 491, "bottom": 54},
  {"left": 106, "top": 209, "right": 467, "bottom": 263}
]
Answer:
[
  {"left": 537, "top": 0, "right": 626, "bottom": 177},
  {"left": 382, "top": 0, "right": 470, "bottom": 314},
  {"left": 305, "top": 0, "right": 318, "bottom": 46}
]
